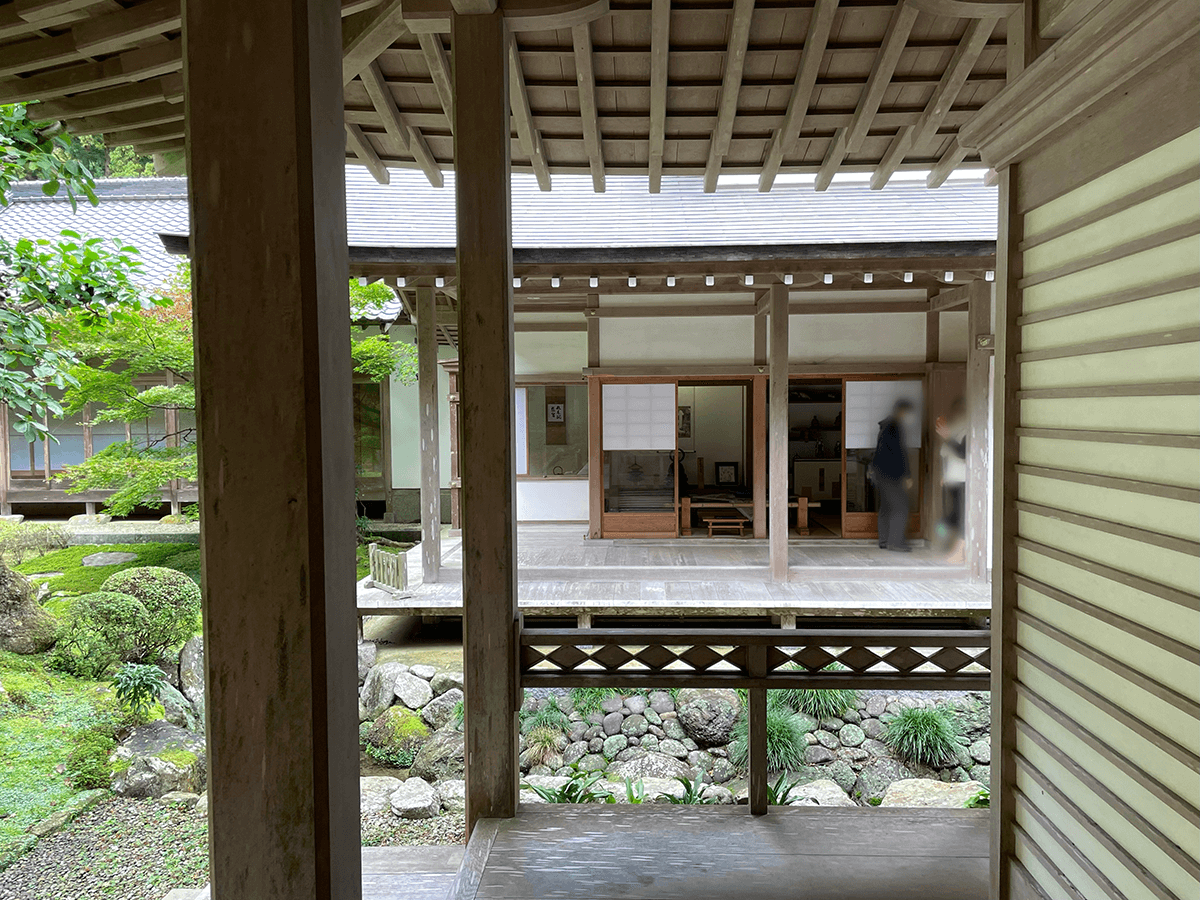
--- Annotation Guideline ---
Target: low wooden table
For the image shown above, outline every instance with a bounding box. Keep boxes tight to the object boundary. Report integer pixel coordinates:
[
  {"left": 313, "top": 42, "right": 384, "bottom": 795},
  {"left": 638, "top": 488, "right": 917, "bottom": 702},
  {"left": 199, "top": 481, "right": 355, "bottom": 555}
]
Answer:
[
  {"left": 681, "top": 496, "right": 810, "bottom": 536},
  {"left": 701, "top": 513, "right": 750, "bottom": 537}
]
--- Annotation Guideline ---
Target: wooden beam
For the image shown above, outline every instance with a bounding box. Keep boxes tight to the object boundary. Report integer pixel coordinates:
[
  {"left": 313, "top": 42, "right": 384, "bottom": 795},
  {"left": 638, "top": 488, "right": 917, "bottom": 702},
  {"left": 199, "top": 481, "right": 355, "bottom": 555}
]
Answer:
[
  {"left": 965, "top": 279, "right": 990, "bottom": 583},
  {"left": 703, "top": 0, "right": 756, "bottom": 192},
  {"left": 452, "top": 8, "right": 519, "bottom": 836},
  {"left": 758, "top": 0, "right": 839, "bottom": 192},
  {"left": 768, "top": 283, "right": 788, "bottom": 582},
  {"left": 345, "top": 122, "right": 390, "bottom": 184},
  {"left": 417, "top": 33, "right": 455, "bottom": 135},
  {"left": 417, "top": 286, "right": 442, "bottom": 584},
  {"left": 926, "top": 140, "right": 970, "bottom": 188},
  {"left": 32, "top": 75, "right": 183, "bottom": 120},
  {"left": 845, "top": 0, "right": 919, "bottom": 154},
  {"left": 72, "top": 0, "right": 180, "bottom": 58},
  {"left": 911, "top": 17, "right": 997, "bottom": 153},
  {"left": 931, "top": 283, "right": 972, "bottom": 311},
  {"left": 814, "top": 126, "right": 848, "bottom": 191},
  {"left": 360, "top": 61, "right": 442, "bottom": 186},
  {"left": 342, "top": 0, "right": 409, "bottom": 85},
  {"left": 0, "top": 39, "right": 181, "bottom": 105},
  {"left": 185, "top": 0, "right": 361, "bottom": 894},
  {"left": 870, "top": 124, "right": 915, "bottom": 190},
  {"left": 571, "top": 22, "right": 605, "bottom": 192},
  {"left": 507, "top": 31, "right": 551, "bottom": 191},
  {"left": 647, "top": 0, "right": 670, "bottom": 193}
]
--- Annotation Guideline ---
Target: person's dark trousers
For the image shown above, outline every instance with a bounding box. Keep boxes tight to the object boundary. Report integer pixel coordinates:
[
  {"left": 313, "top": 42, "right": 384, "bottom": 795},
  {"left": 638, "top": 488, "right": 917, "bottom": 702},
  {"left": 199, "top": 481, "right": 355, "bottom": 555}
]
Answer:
[{"left": 876, "top": 475, "right": 910, "bottom": 550}]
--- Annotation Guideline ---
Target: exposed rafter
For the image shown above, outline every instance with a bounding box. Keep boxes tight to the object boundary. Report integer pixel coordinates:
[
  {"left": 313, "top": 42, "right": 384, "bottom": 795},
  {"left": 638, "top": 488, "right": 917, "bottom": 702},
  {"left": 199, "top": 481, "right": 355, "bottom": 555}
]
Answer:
[
  {"left": 870, "top": 124, "right": 914, "bottom": 190},
  {"left": 815, "top": 127, "right": 848, "bottom": 191},
  {"left": 702, "top": 0, "right": 755, "bottom": 192},
  {"left": 508, "top": 32, "right": 551, "bottom": 191},
  {"left": 758, "top": 0, "right": 840, "bottom": 192},
  {"left": 571, "top": 21, "right": 605, "bottom": 192},
  {"left": 32, "top": 73, "right": 183, "bottom": 119},
  {"left": 927, "top": 139, "right": 970, "bottom": 188},
  {"left": 417, "top": 32, "right": 455, "bottom": 135},
  {"left": 911, "top": 16, "right": 998, "bottom": 152},
  {"left": 0, "top": 39, "right": 181, "bottom": 105},
  {"left": 345, "top": 122, "right": 390, "bottom": 185},
  {"left": 360, "top": 60, "right": 442, "bottom": 187},
  {"left": 342, "top": 0, "right": 408, "bottom": 85},
  {"left": 845, "top": 0, "right": 920, "bottom": 153},
  {"left": 647, "top": 0, "right": 670, "bottom": 193}
]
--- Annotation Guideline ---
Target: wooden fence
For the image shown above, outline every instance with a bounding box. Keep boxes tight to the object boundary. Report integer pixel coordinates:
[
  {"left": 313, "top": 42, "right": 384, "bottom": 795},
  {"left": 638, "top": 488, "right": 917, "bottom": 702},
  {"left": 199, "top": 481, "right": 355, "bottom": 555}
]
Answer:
[
  {"left": 368, "top": 542, "right": 408, "bottom": 593},
  {"left": 520, "top": 624, "right": 990, "bottom": 814}
]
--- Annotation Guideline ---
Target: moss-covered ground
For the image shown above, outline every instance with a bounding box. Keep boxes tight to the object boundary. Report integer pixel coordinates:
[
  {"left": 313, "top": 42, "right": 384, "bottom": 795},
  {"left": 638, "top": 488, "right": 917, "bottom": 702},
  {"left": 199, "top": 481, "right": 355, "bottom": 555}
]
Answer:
[{"left": 15, "top": 542, "right": 201, "bottom": 595}]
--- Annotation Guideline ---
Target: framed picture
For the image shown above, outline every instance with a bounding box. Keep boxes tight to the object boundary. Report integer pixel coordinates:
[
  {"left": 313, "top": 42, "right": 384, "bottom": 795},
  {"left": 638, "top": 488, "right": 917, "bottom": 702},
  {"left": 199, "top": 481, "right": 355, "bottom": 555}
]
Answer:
[
  {"left": 677, "top": 405, "right": 692, "bottom": 439},
  {"left": 715, "top": 461, "right": 739, "bottom": 485},
  {"left": 546, "top": 402, "right": 565, "bottom": 423}
]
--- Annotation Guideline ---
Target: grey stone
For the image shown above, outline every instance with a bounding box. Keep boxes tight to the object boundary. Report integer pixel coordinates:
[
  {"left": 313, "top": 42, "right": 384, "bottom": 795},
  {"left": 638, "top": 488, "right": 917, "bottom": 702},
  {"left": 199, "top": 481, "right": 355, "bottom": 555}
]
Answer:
[
  {"left": 610, "top": 752, "right": 691, "bottom": 782},
  {"left": 602, "top": 734, "right": 629, "bottom": 759},
  {"left": 409, "top": 728, "right": 464, "bottom": 783},
  {"left": 602, "top": 712, "right": 625, "bottom": 736},
  {"left": 81, "top": 551, "right": 138, "bottom": 567},
  {"left": 819, "top": 717, "right": 845, "bottom": 732},
  {"left": 563, "top": 741, "right": 589, "bottom": 766},
  {"left": 600, "top": 697, "right": 625, "bottom": 714},
  {"left": 880, "top": 778, "right": 986, "bottom": 808},
  {"left": 643, "top": 707, "right": 662, "bottom": 726},
  {"left": 852, "top": 759, "right": 914, "bottom": 804},
  {"left": 675, "top": 688, "right": 741, "bottom": 746},
  {"left": 421, "top": 688, "right": 463, "bottom": 730},
  {"left": 568, "top": 722, "right": 588, "bottom": 743},
  {"left": 359, "top": 776, "right": 402, "bottom": 814},
  {"left": 648, "top": 691, "right": 675, "bottom": 714},
  {"left": 409, "top": 664, "right": 436, "bottom": 681},
  {"left": 825, "top": 760, "right": 857, "bottom": 793},
  {"left": 710, "top": 759, "right": 737, "bottom": 784},
  {"left": 687, "top": 750, "right": 714, "bottom": 772},
  {"left": 194, "top": 792, "right": 207, "bottom": 816},
  {"left": 430, "top": 671, "right": 464, "bottom": 696},
  {"left": 804, "top": 733, "right": 818, "bottom": 746},
  {"left": 640, "top": 735, "right": 659, "bottom": 752},
  {"left": 865, "top": 696, "right": 887, "bottom": 717},
  {"left": 359, "top": 661, "right": 410, "bottom": 719},
  {"left": 649, "top": 725, "right": 666, "bottom": 739},
  {"left": 178, "top": 636, "right": 205, "bottom": 725},
  {"left": 842, "top": 747, "right": 870, "bottom": 763},
  {"left": 787, "top": 779, "right": 855, "bottom": 808},
  {"left": 861, "top": 738, "right": 890, "bottom": 757},
  {"left": 110, "top": 721, "right": 206, "bottom": 799},
  {"left": 27, "top": 790, "right": 109, "bottom": 838},
  {"left": 627, "top": 736, "right": 640, "bottom": 747},
  {"left": 357, "top": 642, "right": 377, "bottom": 682},
  {"left": 658, "top": 739, "right": 688, "bottom": 759},
  {"left": 389, "top": 777, "right": 439, "bottom": 819},
  {"left": 814, "top": 730, "right": 840, "bottom": 750},
  {"left": 588, "top": 737, "right": 604, "bottom": 753},
  {"left": 700, "top": 784, "right": 735, "bottom": 805},
  {"left": 661, "top": 714, "right": 686, "bottom": 742},
  {"left": 969, "top": 764, "right": 991, "bottom": 787},
  {"left": 586, "top": 711, "right": 604, "bottom": 726},
  {"left": 393, "top": 672, "right": 434, "bottom": 710},
  {"left": 577, "top": 753, "right": 607, "bottom": 773},
  {"left": 941, "top": 766, "right": 970, "bottom": 783},
  {"left": 527, "top": 764, "right": 552, "bottom": 777},
  {"left": 159, "top": 683, "right": 198, "bottom": 732},
  {"left": 68, "top": 514, "right": 111, "bottom": 524},
  {"left": 969, "top": 739, "right": 991, "bottom": 764},
  {"left": 805, "top": 746, "right": 835, "bottom": 765},
  {"left": 620, "top": 714, "right": 649, "bottom": 737},
  {"left": 623, "top": 695, "right": 648, "bottom": 716},
  {"left": 615, "top": 747, "right": 646, "bottom": 763},
  {"left": 841, "top": 709, "right": 862, "bottom": 725},
  {"left": 584, "top": 726, "right": 603, "bottom": 740},
  {"left": 861, "top": 718, "right": 885, "bottom": 740},
  {"left": 435, "top": 779, "right": 466, "bottom": 815},
  {"left": 839, "top": 724, "right": 865, "bottom": 747}
]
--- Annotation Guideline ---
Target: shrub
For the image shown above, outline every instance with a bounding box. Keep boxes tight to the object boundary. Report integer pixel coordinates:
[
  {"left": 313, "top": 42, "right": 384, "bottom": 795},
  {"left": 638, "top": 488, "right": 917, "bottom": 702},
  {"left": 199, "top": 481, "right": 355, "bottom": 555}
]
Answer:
[
  {"left": 0, "top": 522, "right": 69, "bottom": 565},
  {"left": 65, "top": 729, "right": 116, "bottom": 790},
  {"left": 727, "top": 704, "right": 811, "bottom": 773},
  {"left": 111, "top": 663, "right": 167, "bottom": 721},
  {"left": 520, "top": 697, "right": 571, "bottom": 734},
  {"left": 521, "top": 767, "right": 614, "bottom": 804},
  {"left": 883, "top": 706, "right": 961, "bottom": 767},
  {"left": 50, "top": 592, "right": 151, "bottom": 678},
  {"left": 771, "top": 662, "right": 861, "bottom": 721},
  {"left": 100, "top": 566, "right": 201, "bottom": 660}
]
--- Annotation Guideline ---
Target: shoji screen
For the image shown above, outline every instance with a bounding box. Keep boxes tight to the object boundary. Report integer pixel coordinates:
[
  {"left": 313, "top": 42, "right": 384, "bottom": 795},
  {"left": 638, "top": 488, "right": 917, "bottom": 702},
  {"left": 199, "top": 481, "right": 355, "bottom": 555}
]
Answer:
[{"left": 601, "top": 383, "right": 676, "bottom": 450}]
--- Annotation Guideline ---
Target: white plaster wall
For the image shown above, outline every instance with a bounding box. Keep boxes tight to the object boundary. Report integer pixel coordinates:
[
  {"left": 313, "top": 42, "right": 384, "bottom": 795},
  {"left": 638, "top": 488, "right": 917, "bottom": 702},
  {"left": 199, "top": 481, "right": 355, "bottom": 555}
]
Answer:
[
  {"left": 939, "top": 310, "right": 969, "bottom": 362},
  {"left": 517, "top": 480, "right": 589, "bottom": 521},
  {"left": 789, "top": 312, "right": 926, "bottom": 363},
  {"left": 601, "top": 316, "right": 754, "bottom": 364},
  {"left": 388, "top": 325, "right": 453, "bottom": 489},
  {"left": 515, "top": 331, "right": 586, "bottom": 375}
]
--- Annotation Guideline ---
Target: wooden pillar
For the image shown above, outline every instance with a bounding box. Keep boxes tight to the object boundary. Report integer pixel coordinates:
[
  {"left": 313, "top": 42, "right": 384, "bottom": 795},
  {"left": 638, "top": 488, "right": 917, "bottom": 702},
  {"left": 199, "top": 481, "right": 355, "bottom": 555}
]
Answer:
[
  {"left": 185, "top": 0, "right": 360, "bottom": 895},
  {"left": 923, "top": 303, "right": 940, "bottom": 537},
  {"left": 752, "top": 375, "right": 767, "bottom": 538},
  {"left": 586, "top": 292, "right": 600, "bottom": 368},
  {"left": 417, "top": 286, "right": 442, "bottom": 583},
  {"left": 966, "top": 280, "right": 991, "bottom": 582},
  {"left": 768, "top": 284, "right": 789, "bottom": 581},
  {"left": 747, "top": 649, "right": 768, "bottom": 816},
  {"left": 453, "top": 8, "right": 520, "bottom": 836},
  {"left": 587, "top": 376, "right": 602, "bottom": 539},
  {"left": 440, "top": 359, "right": 462, "bottom": 532}
]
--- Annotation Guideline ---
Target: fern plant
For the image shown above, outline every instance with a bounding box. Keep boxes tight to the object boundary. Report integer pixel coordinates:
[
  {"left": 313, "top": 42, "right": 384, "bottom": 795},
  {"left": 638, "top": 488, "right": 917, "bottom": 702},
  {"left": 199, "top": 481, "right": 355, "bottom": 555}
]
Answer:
[
  {"left": 656, "top": 774, "right": 717, "bottom": 805},
  {"left": 883, "top": 706, "right": 961, "bottom": 767}
]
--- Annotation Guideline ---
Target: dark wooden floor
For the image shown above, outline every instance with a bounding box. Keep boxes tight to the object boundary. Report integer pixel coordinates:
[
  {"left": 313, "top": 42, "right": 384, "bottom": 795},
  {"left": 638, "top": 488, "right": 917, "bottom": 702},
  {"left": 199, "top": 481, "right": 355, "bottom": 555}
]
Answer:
[{"left": 450, "top": 805, "right": 990, "bottom": 900}]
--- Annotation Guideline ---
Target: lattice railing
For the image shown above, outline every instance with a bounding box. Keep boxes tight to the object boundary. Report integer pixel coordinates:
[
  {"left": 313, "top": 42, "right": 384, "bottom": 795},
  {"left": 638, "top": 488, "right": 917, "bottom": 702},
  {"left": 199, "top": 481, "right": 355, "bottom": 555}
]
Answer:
[
  {"left": 367, "top": 542, "right": 408, "bottom": 593},
  {"left": 520, "top": 627, "right": 991, "bottom": 691}
]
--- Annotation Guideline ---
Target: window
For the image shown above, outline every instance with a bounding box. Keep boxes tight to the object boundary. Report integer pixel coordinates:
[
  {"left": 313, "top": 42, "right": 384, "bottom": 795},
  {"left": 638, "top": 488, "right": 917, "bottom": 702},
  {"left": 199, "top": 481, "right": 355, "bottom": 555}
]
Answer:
[{"left": 516, "top": 384, "right": 588, "bottom": 477}]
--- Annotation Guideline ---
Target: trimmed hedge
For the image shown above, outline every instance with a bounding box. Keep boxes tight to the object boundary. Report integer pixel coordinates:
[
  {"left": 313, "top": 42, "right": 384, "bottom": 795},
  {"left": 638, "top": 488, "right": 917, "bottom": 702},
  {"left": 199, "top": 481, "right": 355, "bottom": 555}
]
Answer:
[
  {"left": 50, "top": 592, "right": 150, "bottom": 679},
  {"left": 100, "top": 567, "right": 201, "bottom": 660}
]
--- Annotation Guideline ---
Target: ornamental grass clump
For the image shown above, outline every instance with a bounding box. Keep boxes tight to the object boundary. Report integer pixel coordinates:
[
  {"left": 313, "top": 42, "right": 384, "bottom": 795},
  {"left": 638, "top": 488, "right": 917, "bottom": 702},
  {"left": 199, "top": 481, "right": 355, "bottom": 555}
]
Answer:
[
  {"left": 771, "top": 662, "right": 861, "bottom": 721},
  {"left": 727, "top": 704, "right": 811, "bottom": 773},
  {"left": 520, "top": 696, "right": 571, "bottom": 734},
  {"left": 883, "top": 706, "right": 961, "bottom": 767}
]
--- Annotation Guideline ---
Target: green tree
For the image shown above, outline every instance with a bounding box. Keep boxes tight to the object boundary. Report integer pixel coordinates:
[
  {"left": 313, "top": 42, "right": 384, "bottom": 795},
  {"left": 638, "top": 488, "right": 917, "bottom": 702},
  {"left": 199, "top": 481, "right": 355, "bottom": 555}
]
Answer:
[
  {"left": 73, "top": 135, "right": 155, "bottom": 179},
  {"left": 0, "top": 103, "right": 97, "bottom": 210}
]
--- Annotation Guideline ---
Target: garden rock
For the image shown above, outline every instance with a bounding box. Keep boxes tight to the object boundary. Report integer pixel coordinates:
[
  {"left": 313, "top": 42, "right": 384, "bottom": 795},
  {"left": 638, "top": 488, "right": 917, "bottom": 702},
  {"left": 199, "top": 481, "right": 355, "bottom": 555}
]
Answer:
[
  {"left": 615, "top": 747, "right": 646, "bottom": 763},
  {"left": 880, "top": 778, "right": 985, "bottom": 808},
  {"left": 178, "top": 636, "right": 205, "bottom": 715},
  {"left": 819, "top": 717, "right": 844, "bottom": 732},
  {"left": 359, "top": 661, "right": 410, "bottom": 719},
  {"left": 643, "top": 708, "right": 662, "bottom": 726},
  {"left": 159, "top": 791, "right": 200, "bottom": 808},
  {"left": 640, "top": 735, "right": 659, "bottom": 752},
  {"left": 861, "top": 738, "right": 890, "bottom": 757},
  {"left": 430, "top": 671, "right": 463, "bottom": 696},
  {"left": 366, "top": 706, "right": 430, "bottom": 761},
  {"left": 661, "top": 715, "right": 687, "bottom": 742},
  {"left": 865, "top": 696, "right": 887, "bottom": 717},
  {"left": 602, "top": 734, "right": 628, "bottom": 759},
  {"left": 805, "top": 746, "right": 835, "bottom": 765},
  {"left": 861, "top": 718, "right": 885, "bottom": 740},
  {"left": 969, "top": 739, "right": 991, "bottom": 764},
  {"left": 687, "top": 750, "right": 714, "bottom": 771},
  {"left": 409, "top": 727, "right": 465, "bottom": 782},
  {"left": 788, "top": 780, "right": 855, "bottom": 808},
  {"left": 852, "top": 758, "right": 914, "bottom": 803},
  {"left": 26, "top": 789, "right": 109, "bottom": 838},
  {"left": 389, "top": 777, "right": 439, "bottom": 819},
  {"left": 824, "top": 760, "right": 857, "bottom": 793},
  {"left": 357, "top": 642, "right": 377, "bottom": 682},
  {"left": 602, "top": 712, "right": 624, "bottom": 736},
  {"left": 421, "top": 688, "right": 463, "bottom": 730},
  {"left": 436, "top": 779, "right": 466, "bottom": 815},
  {"left": 814, "top": 730, "right": 839, "bottom": 750},
  {"left": 676, "top": 688, "right": 740, "bottom": 746},
  {"left": 623, "top": 695, "right": 648, "bottom": 716},
  {"left": 563, "top": 741, "right": 588, "bottom": 766},
  {"left": 842, "top": 709, "right": 861, "bottom": 724},
  {"left": 969, "top": 764, "right": 991, "bottom": 787},
  {"left": 839, "top": 724, "right": 865, "bottom": 747},
  {"left": 568, "top": 722, "right": 588, "bottom": 743},
  {"left": 588, "top": 737, "right": 604, "bottom": 754},
  {"left": 701, "top": 784, "right": 735, "bottom": 805},
  {"left": 195, "top": 792, "right": 208, "bottom": 816},
  {"left": 577, "top": 753, "right": 607, "bottom": 773},
  {"left": 393, "top": 672, "right": 434, "bottom": 710},
  {"left": 68, "top": 514, "right": 111, "bottom": 524},
  {"left": 159, "top": 682, "right": 198, "bottom": 732},
  {"left": 360, "top": 775, "right": 403, "bottom": 814},
  {"left": 620, "top": 714, "right": 648, "bottom": 737},
  {"left": 710, "top": 758, "right": 737, "bottom": 784},
  {"left": 409, "top": 664, "right": 436, "bottom": 681},
  {"left": 648, "top": 691, "right": 675, "bottom": 714},
  {"left": 0, "top": 565, "right": 56, "bottom": 654},
  {"left": 658, "top": 739, "right": 688, "bottom": 759},
  {"left": 519, "top": 775, "right": 570, "bottom": 804},
  {"left": 80, "top": 551, "right": 138, "bottom": 567},
  {"left": 600, "top": 697, "right": 624, "bottom": 714},
  {"left": 110, "top": 720, "right": 206, "bottom": 799},
  {"left": 610, "top": 751, "right": 691, "bottom": 782}
]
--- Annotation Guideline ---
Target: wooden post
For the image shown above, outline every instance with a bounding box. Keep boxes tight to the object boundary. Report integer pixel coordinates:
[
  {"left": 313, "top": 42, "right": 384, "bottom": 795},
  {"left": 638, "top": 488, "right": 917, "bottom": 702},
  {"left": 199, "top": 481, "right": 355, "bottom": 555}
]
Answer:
[
  {"left": 768, "top": 284, "right": 789, "bottom": 581},
  {"left": 417, "top": 285, "right": 442, "bottom": 584},
  {"left": 440, "top": 359, "right": 462, "bottom": 533},
  {"left": 966, "top": 279, "right": 991, "bottom": 582},
  {"left": 748, "top": 645, "right": 768, "bottom": 815},
  {"left": 752, "top": 375, "right": 767, "bottom": 538},
  {"left": 453, "top": 8, "right": 520, "bottom": 836},
  {"left": 185, "top": 0, "right": 361, "bottom": 895},
  {"left": 924, "top": 303, "right": 939, "bottom": 538},
  {"left": 586, "top": 292, "right": 600, "bottom": 368},
  {"left": 587, "top": 376, "right": 602, "bottom": 538}
]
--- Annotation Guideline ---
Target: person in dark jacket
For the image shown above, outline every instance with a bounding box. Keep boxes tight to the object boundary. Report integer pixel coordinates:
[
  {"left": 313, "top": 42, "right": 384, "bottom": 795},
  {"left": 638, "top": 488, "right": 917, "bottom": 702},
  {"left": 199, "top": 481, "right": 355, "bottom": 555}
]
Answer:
[{"left": 871, "top": 399, "right": 916, "bottom": 552}]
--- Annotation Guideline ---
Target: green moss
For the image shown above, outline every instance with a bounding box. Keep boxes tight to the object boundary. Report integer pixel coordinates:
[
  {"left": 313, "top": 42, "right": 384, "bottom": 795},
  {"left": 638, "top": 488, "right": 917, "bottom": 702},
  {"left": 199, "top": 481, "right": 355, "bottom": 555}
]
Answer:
[
  {"left": 15, "top": 542, "right": 201, "bottom": 596},
  {"left": 355, "top": 544, "right": 371, "bottom": 580},
  {"left": 109, "top": 757, "right": 131, "bottom": 775},
  {"left": 156, "top": 748, "right": 198, "bottom": 768}
]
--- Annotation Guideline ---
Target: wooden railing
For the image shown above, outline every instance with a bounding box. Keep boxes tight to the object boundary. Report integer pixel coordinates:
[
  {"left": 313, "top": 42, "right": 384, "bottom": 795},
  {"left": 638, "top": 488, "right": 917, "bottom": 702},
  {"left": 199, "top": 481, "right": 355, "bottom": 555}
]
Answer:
[
  {"left": 519, "top": 624, "right": 990, "bottom": 814},
  {"left": 367, "top": 542, "right": 408, "bottom": 593}
]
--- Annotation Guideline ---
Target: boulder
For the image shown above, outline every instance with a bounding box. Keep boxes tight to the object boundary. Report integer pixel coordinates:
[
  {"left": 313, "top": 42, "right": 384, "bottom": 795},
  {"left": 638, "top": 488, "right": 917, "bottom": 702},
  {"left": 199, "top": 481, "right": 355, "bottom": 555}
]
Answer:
[
  {"left": 158, "top": 791, "right": 200, "bottom": 808},
  {"left": 787, "top": 779, "right": 856, "bottom": 808},
  {"left": 393, "top": 672, "right": 434, "bottom": 710},
  {"left": 421, "top": 688, "right": 464, "bottom": 730},
  {"left": 110, "top": 720, "right": 206, "bottom": 799},
  {"left": 880, "top": 778, "right": 986, "bottom": 808},
  {"left": 600, "top": 697, "right": 624, "bottom": 713},
  {"left": 623, "top": 695, "right": 648, "bottom": 716},
  {"left": 389, "top": 777, "right": 439, "bottom": 818},
  {"left": 805, "top": 746, "right": 835, "bottom": 765},
  {"left": 366, "top": 706, "right": 430, "bottom": 763},
  {"left": 159, "top": 683, "right": 198, "bottom": 732},
  {"left": 409, "top": 727, "right": 465, "bottom": 782},
  {"left": 80, "top": 551, "right": 138, "bottom": 567},
  {"left": 839, "top": 724, "right": 865, "bottom": 747},
  {"left": 436, "top": 779, "right": 466, "bottom": 815},
  {"left": 701, "top": 784, "right": 735, "bottom": 805},
  {"left": 824, "top": 760, "right": 857, "bottom": 793},
  {"left": 360, "top": 775, "right": 403, "bottom": 814},
  {"left": 610, "top": 751, "right": 691, "bottom": 782},
  {"left": 359, "top": 661, "right": 410, "bottom": 719},
  {"left": 648, "top": 691, "right": 675, "bottom": 714},
  {"left": 178, "top": 636, "right": 205, "bottom": 725},
  {"left": 409, "top": 664, "right": 436, "bottom": 681},
  {"left": 861, "top": 718, "right": 885, "bottom": 740},
  {"left": 852, "top": 758, "right": 914, "bottom": 804},
  {"left": 601, "top": 711, "right": 624, "bottom": 736},
  {"left": 602, "top": 734, "right": 628, "bottom": 759},
  {"left": 0, "top": 565, "right": 55, "bottom": 654},
  {"left": 969, "top": 739, "right": 991, "bottom": 765},
  {"left": 675, "top": 688, "right": 741, "bottom": 746},
  {"left": 865, "top": 696, "right": 887, "bottom": 718},
  {"left": 430, "top": 671, "right": 464, "bottom": 696},
  {"left": 357, "top": 642, "right": 377, "bottom": 682},
  {"left": 620, "top": 714, "right": 648, "bottom": 737}
]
